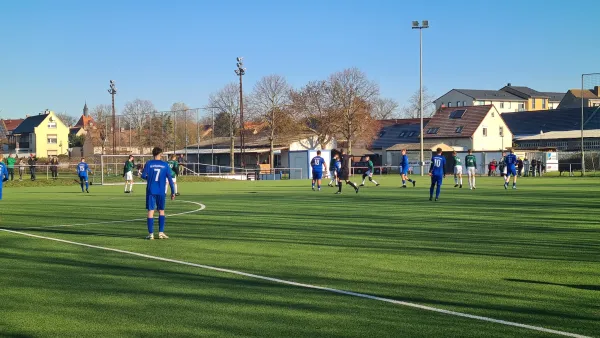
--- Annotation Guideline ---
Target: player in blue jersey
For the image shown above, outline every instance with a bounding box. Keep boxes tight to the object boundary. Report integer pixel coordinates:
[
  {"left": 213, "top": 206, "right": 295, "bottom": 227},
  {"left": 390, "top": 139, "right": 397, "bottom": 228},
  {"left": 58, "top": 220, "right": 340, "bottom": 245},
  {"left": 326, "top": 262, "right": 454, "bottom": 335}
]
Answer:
[
  {"left": 429, "top": 148, "right": 446, "bottom": 201},
  {"left": 0, "top": 155, "right": 10, "bottom": 200},
  {"left": 76, "top": 158, "right": 91, "bottom": 193},
  {"left": 141, "top": 147, "right": 175, "bottom": 240},
  {"left": 310, "top": 150, "right": 328, "bottom": 191},
  {"left": 504, "top": 148, "right": 518, "bottom": 189},
  {"left": 400, "top": 149, "right": 416, "bottom": 188}
]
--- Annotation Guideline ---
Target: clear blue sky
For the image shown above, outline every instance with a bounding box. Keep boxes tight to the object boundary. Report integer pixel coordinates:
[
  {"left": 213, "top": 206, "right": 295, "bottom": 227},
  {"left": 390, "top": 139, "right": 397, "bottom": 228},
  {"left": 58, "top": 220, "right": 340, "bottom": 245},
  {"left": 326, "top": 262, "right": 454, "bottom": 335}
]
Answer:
[{"left": 1, "top": 0, "right": 598, "bottom": 119}]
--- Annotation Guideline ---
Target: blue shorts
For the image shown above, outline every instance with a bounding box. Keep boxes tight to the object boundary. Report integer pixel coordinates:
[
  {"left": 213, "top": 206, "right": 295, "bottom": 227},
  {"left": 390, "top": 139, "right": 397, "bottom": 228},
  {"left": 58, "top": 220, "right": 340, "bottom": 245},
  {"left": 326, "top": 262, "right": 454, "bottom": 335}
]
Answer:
[
  {"left": 507, "top": 166, "right": 517, "bottom": 177},
  {"left": 431, "top": 175, "right": 443, "bottom": 186},
  {"left": 312, "top": 171, "right": 323, "bottom": 180},
  {"left": 364, "top": 170, "right": 372, "bottom": 176},
  {"left": 400, "top": 166, "right": 408, "bottom": 175},
  {"left": 146, "top": 194, "right": 166, "bottom": 211},
  {"left": 79, "top": 175, "right": 88, "bottom": 182}
]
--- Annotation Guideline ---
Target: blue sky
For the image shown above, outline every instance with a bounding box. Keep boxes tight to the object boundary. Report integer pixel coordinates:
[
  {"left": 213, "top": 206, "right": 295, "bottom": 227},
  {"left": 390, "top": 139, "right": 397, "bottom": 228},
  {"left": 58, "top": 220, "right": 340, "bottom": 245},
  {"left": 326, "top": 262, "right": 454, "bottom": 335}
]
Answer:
[{"left": 0, "top": 0, "right": 598, "bottom": 119}]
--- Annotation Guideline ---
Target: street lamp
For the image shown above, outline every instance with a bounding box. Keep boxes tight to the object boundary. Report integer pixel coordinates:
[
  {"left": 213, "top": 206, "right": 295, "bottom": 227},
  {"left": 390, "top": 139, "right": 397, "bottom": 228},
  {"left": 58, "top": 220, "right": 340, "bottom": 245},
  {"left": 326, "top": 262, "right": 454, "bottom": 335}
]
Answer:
[
  {"left": 412, "top": 20, "right": 428, "bottom": 176},
  {"left": 235, "top": 57, "right": 246, "bottom": 167},
  {"left": 107, "top": 80, "right": 117, "bottom": 155}
]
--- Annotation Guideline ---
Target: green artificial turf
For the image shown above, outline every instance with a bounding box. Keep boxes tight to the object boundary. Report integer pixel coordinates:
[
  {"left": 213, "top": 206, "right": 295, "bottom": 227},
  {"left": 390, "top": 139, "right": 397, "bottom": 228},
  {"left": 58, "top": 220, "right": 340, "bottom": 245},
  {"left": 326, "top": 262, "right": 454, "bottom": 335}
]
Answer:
[{"left": 0, "top": 175, "right": 598, "bottom": 337}]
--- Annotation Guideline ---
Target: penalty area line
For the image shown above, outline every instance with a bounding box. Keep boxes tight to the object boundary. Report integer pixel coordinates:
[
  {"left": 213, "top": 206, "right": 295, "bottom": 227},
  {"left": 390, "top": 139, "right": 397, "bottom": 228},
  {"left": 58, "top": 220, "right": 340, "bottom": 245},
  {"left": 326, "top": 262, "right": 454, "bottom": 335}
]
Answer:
[
  {"left": 15, "top": 200, "right": 206, "bottom": 230},
  {"left": 0, "top": 228, "right": 590, "bottom": 338}
]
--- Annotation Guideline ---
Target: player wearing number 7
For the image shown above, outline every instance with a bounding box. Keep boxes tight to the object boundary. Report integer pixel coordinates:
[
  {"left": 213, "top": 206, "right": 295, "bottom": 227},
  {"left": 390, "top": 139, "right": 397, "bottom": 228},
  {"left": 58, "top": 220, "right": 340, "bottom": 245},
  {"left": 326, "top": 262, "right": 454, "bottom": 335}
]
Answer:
[{"left": 141, "top": 147, "right": 175, "bottom": 240}]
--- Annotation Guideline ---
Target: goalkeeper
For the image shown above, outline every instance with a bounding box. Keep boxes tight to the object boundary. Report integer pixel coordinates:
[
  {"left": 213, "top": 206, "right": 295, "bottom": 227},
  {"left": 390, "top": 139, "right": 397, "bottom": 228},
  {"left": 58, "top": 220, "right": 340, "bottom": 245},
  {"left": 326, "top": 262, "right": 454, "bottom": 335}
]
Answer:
[
  {"left": 124, "top": 155, "right": 135, "bottom": 193},
  {"left": 167, "top": 155, "right": 180, "bottom": 196}
]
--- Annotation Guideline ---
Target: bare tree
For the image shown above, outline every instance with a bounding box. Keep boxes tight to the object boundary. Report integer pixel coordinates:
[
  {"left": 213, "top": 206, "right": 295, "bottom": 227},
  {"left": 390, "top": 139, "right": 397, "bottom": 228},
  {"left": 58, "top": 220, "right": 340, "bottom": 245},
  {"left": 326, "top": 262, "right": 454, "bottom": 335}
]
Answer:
[
  {"left": 208, "top": 83, "right": 240, "bottom": 171},
  {"left": 328, "top": 68, "right": 379, "bottom": 154},
  {"left": 90, "top": 104, "right": 112, "bottom": 154},
  {"left": 122, "top": 99, "right": 156, "bottom": 152},
  {"left": 249, "top": 75, "right": 296, "bottom": 166},
  {"left": 56, "top": 112, "right": 77, "bottom": 127},
  {"left": 372, "top": 98, "right": 399, "bottom": 120},
  {"left": 290, "top": 80, "right": 339, "bottom": 149},
  {"left": 170, "top": 102, "right": 197, "bottom": 149},
  {"left": 400, "top": 87, "right": 436, "bottom": 118}
]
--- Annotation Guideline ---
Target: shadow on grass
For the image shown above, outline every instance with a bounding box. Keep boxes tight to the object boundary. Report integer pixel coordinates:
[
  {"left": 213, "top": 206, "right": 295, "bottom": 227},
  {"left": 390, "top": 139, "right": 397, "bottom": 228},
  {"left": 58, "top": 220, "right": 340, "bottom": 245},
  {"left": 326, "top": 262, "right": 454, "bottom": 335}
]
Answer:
[{"left": 505, "top": 278, "right": 600, "bottom": 291}]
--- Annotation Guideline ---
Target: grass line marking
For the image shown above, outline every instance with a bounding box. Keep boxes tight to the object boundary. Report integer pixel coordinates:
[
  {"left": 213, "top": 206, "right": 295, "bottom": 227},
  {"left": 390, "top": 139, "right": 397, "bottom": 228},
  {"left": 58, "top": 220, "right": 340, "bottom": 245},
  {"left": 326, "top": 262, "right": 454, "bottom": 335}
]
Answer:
[
  {"left": 0, "top": 228, "right": 590, "bottom": 338},
  {"left": 17, "top": 200, "right": 205, "bottom": 230}
]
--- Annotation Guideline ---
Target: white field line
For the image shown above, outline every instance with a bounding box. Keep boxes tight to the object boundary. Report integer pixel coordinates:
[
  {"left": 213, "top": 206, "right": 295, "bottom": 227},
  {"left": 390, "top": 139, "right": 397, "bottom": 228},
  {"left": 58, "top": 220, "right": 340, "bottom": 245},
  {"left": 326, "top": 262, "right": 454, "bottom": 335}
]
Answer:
[
  {"left": 0, "top": 226, "right": 591, "bottom": 338},
  {"left": 17, "top": 200, "right": 205, "bottom": 230}
]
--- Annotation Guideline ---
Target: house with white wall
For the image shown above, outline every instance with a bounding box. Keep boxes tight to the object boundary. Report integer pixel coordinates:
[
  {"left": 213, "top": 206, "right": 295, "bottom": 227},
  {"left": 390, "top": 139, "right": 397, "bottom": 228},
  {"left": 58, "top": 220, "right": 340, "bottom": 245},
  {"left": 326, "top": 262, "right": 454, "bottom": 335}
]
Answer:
[
  {"left": 423, "top": 105, "right": 512, "bottom": 151},
  {"left": 434, "top": 89, "right": 527, "bottom": 113}
]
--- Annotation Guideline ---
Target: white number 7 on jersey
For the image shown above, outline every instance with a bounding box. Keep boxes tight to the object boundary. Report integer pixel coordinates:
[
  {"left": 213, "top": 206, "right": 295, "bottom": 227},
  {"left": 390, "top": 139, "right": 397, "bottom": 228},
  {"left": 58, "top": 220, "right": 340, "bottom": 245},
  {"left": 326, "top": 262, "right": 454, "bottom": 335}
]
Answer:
[{"left": 154, "top": 168, "right": 160, "bottom": 182}]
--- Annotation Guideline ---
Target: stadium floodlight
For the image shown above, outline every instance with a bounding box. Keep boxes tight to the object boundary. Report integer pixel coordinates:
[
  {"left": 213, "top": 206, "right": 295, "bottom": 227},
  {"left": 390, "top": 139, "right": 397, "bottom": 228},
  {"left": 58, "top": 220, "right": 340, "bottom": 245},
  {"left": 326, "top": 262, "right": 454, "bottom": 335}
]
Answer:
[
  {"left": 412, "top": 20, "right": 429, "bottom": 176},
  {"left": 235, "top": 57, "right": 246, "bottom": 167}
]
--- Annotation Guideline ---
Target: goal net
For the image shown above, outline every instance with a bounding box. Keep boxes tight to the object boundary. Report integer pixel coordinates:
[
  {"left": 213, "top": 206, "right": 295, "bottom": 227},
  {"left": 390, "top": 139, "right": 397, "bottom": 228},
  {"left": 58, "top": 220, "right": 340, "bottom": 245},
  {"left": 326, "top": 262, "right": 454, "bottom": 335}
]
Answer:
[
  {"left": 99, "top": 154, "right": 166, "bottom": 185},
  {"left": 581, "top": 73, "right": 600, "bottom": 175}
]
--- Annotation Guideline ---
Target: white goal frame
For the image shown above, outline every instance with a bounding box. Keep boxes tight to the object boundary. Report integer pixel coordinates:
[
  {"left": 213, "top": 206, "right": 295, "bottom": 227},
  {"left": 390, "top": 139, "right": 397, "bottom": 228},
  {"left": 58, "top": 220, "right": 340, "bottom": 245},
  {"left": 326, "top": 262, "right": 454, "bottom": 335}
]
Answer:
[{"left": 99, "top": 154, "right": 166, "bottom": 186}]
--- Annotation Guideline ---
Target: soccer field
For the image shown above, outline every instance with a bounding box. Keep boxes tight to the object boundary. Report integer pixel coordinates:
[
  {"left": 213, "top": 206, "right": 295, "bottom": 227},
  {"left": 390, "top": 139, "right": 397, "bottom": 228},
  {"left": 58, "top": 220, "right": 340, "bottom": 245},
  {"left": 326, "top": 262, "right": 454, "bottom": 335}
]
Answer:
[{"left": 0, "top": 176, "right": 598, "bottom": 337}]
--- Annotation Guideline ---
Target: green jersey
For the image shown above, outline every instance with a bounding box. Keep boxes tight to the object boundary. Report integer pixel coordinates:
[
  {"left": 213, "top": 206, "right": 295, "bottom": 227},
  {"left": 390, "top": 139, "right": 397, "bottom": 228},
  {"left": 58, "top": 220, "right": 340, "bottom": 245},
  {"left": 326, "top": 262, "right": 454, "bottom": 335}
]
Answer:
[
  {"left": 124, "top": 160, "right": 135, "bottom": 173},
  {"left": 367, "top": 160, "right": 374, "bottom": 172},
  {"left": 453, "top": 156, "right": 462, "bottom": 167},
  {"left": 168, "top": 160, "right": 179, "bottom": 177},
  {"left": 465, "top": 154, "right": 477, "bottom": 168},
  {"left": 6, "top": 157, "right": 16, "bottom": 168}
]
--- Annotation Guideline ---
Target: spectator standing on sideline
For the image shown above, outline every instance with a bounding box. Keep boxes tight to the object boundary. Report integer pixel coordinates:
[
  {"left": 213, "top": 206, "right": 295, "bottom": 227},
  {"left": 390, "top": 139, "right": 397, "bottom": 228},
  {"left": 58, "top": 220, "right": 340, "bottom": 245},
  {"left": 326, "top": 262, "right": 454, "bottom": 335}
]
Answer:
[
  {"left": 6, "top": 153, "right": 16, "bottom": 181},
  {"left": 28, "top": 154, "right": 37, "bottom": 181},
  {"left": 517, "top": 157, "right": 524, "bottom": 177},
  {"left": 488, "top": 160, "right": 496, "bottom": 176},
  {"left": 18, "top": 157, "right": 25, "bottom": 181},
  {"left": 531, "top": 158, "right": 538, "bottom": 177},
  {"left": 50, "top": 157, "right": 59, "bottom": 179}
]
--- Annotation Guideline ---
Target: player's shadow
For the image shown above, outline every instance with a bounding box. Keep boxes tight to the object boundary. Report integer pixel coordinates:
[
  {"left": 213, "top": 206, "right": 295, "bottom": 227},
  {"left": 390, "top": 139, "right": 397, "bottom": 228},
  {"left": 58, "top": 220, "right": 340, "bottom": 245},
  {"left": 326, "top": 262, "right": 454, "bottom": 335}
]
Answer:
[{"left": 505, "top": 278, "right": 600, "bottom": 291}]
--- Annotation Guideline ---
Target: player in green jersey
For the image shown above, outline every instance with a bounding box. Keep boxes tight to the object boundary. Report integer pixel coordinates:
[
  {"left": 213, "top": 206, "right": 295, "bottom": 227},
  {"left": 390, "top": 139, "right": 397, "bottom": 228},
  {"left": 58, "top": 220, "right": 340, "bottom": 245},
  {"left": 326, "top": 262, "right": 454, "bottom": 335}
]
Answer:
[
  {"left": 167, "top": 155, "right": 180, "bottom": 196},
  {"left": 360, "top": 156, "right": 379, "bottom": 187},
  {"left": 124, "top": 155, "right": 135, "bottom": 193},
  {"left": 465, "top": 149, "right": 477, "bottom": 190},
  {"left": 452, "top": 151, "right": 463, "bottom": 188}
]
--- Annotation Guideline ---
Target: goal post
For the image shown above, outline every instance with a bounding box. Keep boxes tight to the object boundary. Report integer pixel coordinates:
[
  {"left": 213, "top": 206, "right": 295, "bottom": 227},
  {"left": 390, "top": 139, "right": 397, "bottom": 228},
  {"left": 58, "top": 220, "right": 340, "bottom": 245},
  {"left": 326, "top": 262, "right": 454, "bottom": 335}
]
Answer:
[
  {"left": 99, "top": 154, "right": 166, "bottom": 185},
  {"left": 581, "top": 72, "right": 600, "bottom": 176}
]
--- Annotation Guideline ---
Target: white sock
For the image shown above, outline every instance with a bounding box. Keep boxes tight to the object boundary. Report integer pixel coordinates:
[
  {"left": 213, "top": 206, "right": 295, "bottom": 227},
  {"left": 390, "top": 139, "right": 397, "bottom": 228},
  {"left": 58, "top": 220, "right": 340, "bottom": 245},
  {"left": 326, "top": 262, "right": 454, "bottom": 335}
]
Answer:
[
  {"left": 130, "top": 183, "right": 133, "bottom": 191},
  {"left": 125, "top": 184, "right": 128, "bottom": 192},
  {"left": 460, "top": 178, "right": 463, "bottom": 185},
  {"left": 371, "top": 179, "right": 378, "bottom": 185},
  {"left": 174, "top": 184, "right": 178, "bottom": 194},
  {"left": 454, "top": 176, "right": 458, "bottom": 184}
]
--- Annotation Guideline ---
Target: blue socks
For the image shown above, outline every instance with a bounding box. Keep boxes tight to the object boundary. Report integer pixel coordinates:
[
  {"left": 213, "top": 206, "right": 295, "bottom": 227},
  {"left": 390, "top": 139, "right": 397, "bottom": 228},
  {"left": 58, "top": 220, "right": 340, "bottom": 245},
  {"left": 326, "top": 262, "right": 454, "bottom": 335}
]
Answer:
[
  {"left": 85, "top": 181, "right": 89, "bottom": 191},
  {"left": 159, "top": 215, "right": 165, "bottom": 233},
  {"left": 147, "top": 218, "right": 154, "bottom": 234},
  {"left": 402, "top": 180, "right": 406, "bottom": 185}
]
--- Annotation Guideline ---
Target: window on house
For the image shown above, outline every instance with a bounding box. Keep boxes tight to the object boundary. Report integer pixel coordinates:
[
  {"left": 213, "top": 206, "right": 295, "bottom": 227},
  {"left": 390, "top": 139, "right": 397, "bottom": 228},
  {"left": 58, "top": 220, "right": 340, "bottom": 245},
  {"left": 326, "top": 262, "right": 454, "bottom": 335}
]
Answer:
[
  {"left": 532, "top": 100, "right": 536, "bottom": 109},
  {"left": 426, "top": 127, "right": 439, "bottom": 134},
  {"left": 398, "top": 132, "right": 406, "bottom": 137},
  {"left": 455, "top": 126, "right": 464, "bottom": 133},
  {"left": 500, "top": 102, "right": 505, "bottom": 108},
  {"left": 463, "top": 101, "right": 467, "bottom": 106},
  {"left": 448, "top": 102, "right": 452, "bottom": 107},
  {"left": 408, "top": 131, "right": 415, "bottom": 137},
  {"left": 378, "top": 131, "right": 386, "bottom": 137},
  {"left": 48, "top": 121, "right": 57, "bottom": 128},
  {"left": 47, "top": 134, "right": 58, "bottom": 144},
  {"left": 519, "top": 103, "right": 525, "bottom": 111},
  {"left": 507, "top": 102, "right": 512, "bottom": 109},
  {"left": 457, "top": 101, "right": 461, "bottom": 107},
  {"left": 449, "top": 109, "right": 466, "bottom": 119},
  {"left": 499, "top": 126, "right": 504, "bottom": 137},
  {"left": 542, "top": 99, "right": 546, "bottom": 109},
  {"left": 482, "top": 127, "right": 488, "bottom": 137}
]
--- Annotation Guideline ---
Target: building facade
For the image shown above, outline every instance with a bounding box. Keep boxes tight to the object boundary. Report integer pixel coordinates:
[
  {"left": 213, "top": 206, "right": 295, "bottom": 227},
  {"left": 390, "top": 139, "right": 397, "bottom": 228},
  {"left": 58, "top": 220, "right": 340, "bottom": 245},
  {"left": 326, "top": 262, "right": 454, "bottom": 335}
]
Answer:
[{"left": 12, "top": 110, "right": 70, "bottom": 157}]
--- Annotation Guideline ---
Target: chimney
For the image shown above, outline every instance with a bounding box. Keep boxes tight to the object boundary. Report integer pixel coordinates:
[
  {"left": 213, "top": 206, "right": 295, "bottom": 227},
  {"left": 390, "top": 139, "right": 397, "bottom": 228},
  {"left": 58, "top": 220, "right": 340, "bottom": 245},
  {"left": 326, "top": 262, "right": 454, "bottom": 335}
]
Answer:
[
  {"left": 595, "top": 86, "right": 600, "bottom": 96},
  {"left": 507, "top": 83, "right": 511, "bottom": 87},
  {"left": 26, "top": 115, "right": 29, "bottom": 118}
]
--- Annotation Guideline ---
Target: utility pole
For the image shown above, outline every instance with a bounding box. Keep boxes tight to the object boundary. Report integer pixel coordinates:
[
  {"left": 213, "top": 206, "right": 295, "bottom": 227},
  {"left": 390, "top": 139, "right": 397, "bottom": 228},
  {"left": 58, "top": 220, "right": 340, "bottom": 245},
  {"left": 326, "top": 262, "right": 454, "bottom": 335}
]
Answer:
[
  {"left": 412, "top": 20, "right": 429, "bottom": 176},
  {"left": 235, "top": 57, "right": 246, "bottom": 167},
  {"left": 108, "top": 80, "right": 117, "bottom": 155}
]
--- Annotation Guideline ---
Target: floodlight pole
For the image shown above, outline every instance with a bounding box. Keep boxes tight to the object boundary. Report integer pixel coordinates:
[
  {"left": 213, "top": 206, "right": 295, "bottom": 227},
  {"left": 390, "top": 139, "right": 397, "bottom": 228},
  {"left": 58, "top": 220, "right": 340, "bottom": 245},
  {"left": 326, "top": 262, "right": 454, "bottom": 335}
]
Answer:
[
  {"left": 413, "top": 21, "right": 428, "bottom": 176},
  {"left": 581, "top": 74, "right": 585, "bottom": 176},
  {"left": 108, "top": 80, "right": 117, "bottom": 155},
  {"left": 235, "top": 57, "right": 246, "bottom": 168}
]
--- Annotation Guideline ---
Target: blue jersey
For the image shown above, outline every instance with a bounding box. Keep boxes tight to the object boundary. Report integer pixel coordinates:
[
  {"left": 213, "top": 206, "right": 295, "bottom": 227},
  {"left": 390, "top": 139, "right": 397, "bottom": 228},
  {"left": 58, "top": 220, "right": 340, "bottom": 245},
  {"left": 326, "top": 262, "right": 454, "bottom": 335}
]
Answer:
[
  {"left": 401, "top": 155, "right": 409, "bottom": 168},
  {"left": 505, "top": 154, "right": 517, "bottom": 167},
  {"left": 429, "top": 155, "right": 446, "bottom": 177},
  {"left": 310, "top": 156, "right": 325, "bottom": 173},
  {"left": 334, "top": 160, "right": 342, "bottom": 173},
  {"left": 0, "top": 163, "right": 7, "bottom": 199},
  {"left": 77, "top": 162, "right": 89, "bottom": 177},
  {"left": 141, "top": 159, "right": 175, "bottom": 196}
]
